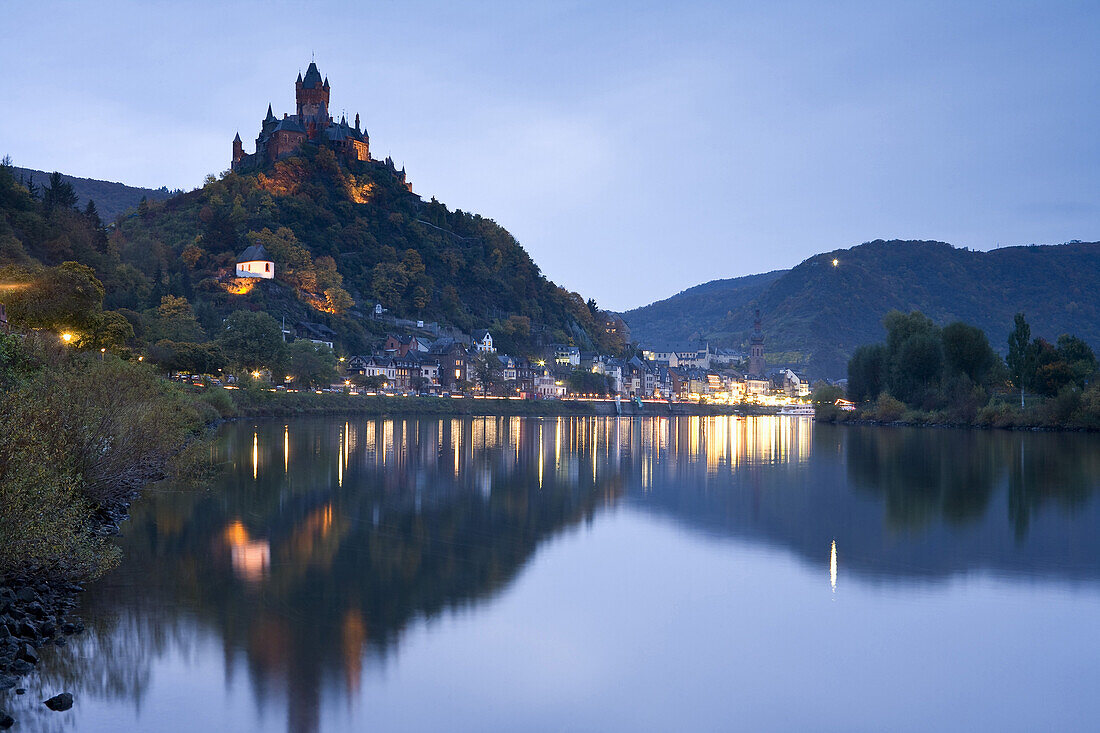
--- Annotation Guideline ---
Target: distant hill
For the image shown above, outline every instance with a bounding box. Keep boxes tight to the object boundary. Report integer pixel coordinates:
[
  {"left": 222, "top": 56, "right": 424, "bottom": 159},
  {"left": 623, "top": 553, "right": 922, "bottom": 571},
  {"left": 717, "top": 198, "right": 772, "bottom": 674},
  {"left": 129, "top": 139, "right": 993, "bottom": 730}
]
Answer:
[
  {"left": 619, "top": 270, "right": 784, "bottom": 348},
  {"left": 624, "top": 239, "right": 1100, "bottom": 378},
  {"left": 11, "top": 166, "right": 176, "bottom": 222}
]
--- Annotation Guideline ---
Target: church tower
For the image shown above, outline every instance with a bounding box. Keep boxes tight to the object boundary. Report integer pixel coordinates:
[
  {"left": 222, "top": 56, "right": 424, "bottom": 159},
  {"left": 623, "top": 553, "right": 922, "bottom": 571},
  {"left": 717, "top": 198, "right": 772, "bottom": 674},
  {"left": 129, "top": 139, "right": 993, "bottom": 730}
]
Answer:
[
  {"left": 295, "top": 62, "right": 331, "bottom": 136},
  {"left": 231, "top": 132, "right": 244, "bottom": 169},
  {"left": 748, "top": 309, "right": 766, "bottom": 376}
]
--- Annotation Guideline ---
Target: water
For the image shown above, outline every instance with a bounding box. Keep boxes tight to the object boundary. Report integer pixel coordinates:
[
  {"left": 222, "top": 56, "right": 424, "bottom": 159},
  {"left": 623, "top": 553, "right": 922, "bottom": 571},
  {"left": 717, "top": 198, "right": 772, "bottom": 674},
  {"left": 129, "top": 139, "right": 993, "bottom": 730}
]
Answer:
[{"left": 8, "top": 416, "right": 1100, "bottom": 731}]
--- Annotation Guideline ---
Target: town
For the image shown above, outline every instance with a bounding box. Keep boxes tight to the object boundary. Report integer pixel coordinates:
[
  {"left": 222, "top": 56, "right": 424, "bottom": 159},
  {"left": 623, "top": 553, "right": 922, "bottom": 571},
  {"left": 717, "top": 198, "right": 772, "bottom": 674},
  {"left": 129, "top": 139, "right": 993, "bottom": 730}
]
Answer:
[{"left": 227, "top": 241, "right": 812, "bottom": 405}]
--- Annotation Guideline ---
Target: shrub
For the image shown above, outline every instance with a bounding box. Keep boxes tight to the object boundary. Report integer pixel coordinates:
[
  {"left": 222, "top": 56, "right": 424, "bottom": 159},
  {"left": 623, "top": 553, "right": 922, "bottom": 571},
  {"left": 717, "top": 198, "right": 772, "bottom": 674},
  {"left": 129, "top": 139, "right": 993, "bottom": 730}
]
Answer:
[
  {"left": 201, "top": 386, "right": 238, "bottom": 418},
  {"left": 872, "top": 393, "right": 906, "bottom": 422}
]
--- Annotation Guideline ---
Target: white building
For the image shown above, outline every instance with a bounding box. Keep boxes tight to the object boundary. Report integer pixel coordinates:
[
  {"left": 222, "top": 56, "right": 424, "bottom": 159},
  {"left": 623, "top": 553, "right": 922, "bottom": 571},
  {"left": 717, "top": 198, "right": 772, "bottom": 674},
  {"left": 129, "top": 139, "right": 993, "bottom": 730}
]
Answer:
[
  {"left": 235, "top": 243, "right": 275, "bottom": 279},
  {"left": 472, "top": 329, "right": 495, "bottom": 353}
]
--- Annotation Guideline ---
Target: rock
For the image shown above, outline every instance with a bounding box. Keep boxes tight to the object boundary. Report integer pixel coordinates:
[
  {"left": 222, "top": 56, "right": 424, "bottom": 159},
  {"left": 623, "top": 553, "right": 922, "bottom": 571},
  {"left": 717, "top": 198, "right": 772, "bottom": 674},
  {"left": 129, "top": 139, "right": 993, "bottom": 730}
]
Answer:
[
  {"left": 14, "top": 689, "right": 24, "bottom": 695},
  {"left": 17, "top": 643, "right": 38, "bottom": 664},
  {"left": 44, "top": 692, "right": 73, "bottom": 711},
  {"left": 27, "top": 603, "right": 48, "bottom": 620},
  {"left": 61, "top": 621, "right": 84, "bottom": 635},
  {"left": 15, "top": 588, "right": 36, "bottom": 604},
  {"left": 9, "top": 659, "right": 32, "bottom": 675},
  {"left": 16, "top": 620, "right": 37, "bottom": 638},
  {"left": 0, "top": 624, "right": 9, "bottom": 640},
  {"left": 39, "top": 619, "right": 56, "bottom": 638},
  {"left": 0, "top": 675, "right": 15, "bottom": 690},
  {"left": 0, "top": 709, "right": 13, "bottom": 729}
]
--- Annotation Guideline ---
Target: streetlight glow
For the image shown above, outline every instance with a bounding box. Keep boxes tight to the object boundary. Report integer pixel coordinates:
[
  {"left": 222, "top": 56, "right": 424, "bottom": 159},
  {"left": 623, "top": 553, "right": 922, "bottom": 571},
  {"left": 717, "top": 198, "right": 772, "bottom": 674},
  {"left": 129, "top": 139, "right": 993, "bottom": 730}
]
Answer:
[
  {"left": 61, "top": 332, "right": 73, "bottom": 343},
  {"left": 831, "top": 258, "right": 839, "bottom": 267}
]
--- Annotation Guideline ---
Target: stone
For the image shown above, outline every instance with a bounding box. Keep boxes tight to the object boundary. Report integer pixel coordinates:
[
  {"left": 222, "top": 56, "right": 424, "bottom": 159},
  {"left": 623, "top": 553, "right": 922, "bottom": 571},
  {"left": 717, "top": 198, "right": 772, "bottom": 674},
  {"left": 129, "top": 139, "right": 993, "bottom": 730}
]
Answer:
[
  {"left": 16, "top": 620, "right": 37, "bottom": 638},
  {"left": 14, "top": 689, "right": 23, "bottom": 695},
  {"left": 39, "top": 619, "right": 56, "bottom": 638},
  {"left": 14, "top": 588, "right": 35, "bottom": 604},
  {"left": 0, "top": 675, "right": 15, "bottom": 691},
  {"left": 0, "top": 709, "right": 12, "bottom": 729},
  {"left": 44, "top": 692, "right": 73, "bottom": 711},
  {"left": 9, "top": 659, "right": 32, "bottom": 675},
  {"left": 17, "top": 644, "right": 38, "bottom": 665},
  {"left": 61, "top": 621, "right": 84, "bottom": 635}
]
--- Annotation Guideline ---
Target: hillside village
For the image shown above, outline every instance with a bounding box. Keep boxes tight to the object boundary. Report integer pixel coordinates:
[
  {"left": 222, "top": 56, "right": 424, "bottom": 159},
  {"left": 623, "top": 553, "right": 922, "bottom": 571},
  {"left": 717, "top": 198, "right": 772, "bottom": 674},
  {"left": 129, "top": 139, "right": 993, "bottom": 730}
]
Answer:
[{"left": 250, "top": 231, "right": 810, "bottom": 404}]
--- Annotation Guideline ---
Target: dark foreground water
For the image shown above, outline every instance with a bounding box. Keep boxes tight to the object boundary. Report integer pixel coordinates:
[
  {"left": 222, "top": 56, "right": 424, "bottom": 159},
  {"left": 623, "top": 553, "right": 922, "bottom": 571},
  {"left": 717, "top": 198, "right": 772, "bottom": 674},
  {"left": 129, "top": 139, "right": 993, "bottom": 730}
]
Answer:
[{"left": 7, "top": 416, "right": 1100, "bottom": 732}]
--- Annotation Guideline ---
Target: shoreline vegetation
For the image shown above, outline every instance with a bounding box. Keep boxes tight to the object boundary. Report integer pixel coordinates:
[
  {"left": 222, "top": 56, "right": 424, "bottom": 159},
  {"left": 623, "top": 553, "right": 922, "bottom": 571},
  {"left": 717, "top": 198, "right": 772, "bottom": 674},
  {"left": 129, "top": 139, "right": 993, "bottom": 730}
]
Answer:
[
  {"left": 0, "top": 331, "right": 218, "bottom": 703},
  {"left": 814, "top": 310, "right": 1100, "bottom": 432}
]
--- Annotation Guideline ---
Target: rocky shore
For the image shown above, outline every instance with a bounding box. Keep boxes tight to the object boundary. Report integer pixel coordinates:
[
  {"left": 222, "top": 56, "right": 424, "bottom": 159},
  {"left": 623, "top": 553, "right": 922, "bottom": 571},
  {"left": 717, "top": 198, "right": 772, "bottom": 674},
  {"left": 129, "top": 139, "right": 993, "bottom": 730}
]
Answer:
[{"left": 0, "top": 495, "right": 133, "bottom": 729}]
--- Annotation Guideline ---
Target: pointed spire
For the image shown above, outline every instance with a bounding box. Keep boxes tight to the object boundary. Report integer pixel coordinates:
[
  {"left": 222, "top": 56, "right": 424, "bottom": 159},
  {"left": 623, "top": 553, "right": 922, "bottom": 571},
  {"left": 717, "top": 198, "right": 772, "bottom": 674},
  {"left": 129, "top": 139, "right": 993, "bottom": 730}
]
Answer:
[
  {"left": 323, "top": 76, "right": 330, "bottom": 90},
  {"left": 296, "top": 71, "right": 303, "bottom": 83},
  {"left": 233, "top": 132, "right": 242, "bottom": 143},
  {"left": 354, "top": 113, "right": 360, "bottom": 131},
  {"left": 266, "top": 103, "right": 275, "bottom": 120}
]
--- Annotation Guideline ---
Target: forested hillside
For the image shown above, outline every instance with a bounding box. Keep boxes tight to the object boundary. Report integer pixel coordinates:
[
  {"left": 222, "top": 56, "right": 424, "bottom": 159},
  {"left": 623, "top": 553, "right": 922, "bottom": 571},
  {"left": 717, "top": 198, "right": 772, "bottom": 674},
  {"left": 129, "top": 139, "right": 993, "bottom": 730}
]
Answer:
[
  {"left": 625, "top": 240, "right": 1100, "bottom": 377},
  {"left": 619, "top": 270, "right": 784, "bottom": 347},
  {"left": 11, "top": 165, "right": 176, "bottom": 222},
  {"left": 0, "top": 148, "right": 618, "bottom": 357}
]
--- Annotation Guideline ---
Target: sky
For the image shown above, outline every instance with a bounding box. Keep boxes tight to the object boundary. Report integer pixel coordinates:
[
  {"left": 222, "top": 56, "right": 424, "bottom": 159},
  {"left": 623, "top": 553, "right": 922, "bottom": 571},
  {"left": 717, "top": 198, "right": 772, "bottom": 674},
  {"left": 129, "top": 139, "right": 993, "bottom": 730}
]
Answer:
[{"left": 2, "top": 1, "right": 1099, "bottom": 310}]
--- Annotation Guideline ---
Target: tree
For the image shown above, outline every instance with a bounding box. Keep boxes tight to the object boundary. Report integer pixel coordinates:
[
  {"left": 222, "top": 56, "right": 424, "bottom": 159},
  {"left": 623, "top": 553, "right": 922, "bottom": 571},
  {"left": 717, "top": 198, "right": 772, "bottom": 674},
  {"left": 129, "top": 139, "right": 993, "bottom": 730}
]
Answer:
[
  {"left": 79, "top": 311, "right": 135, "bottom": 352},
  {"left": 1055, "top": 334, "right": 1097, "bottom": 387},
  {"left": 882, "top": 310, "right": 942, "bottom": 405},
  {"left": 5, "top": 261, "right": 105, "bottom": 333},
  {"left": 942, "top": 321, "right": 998, "bottom": 386},
  {"left": 847, "top": 344, "right": 886, "bottom": 403},
  {"left": 1006, "top": 313, "right": 1033, "bottom": 407},
  {"left": 324, "top": 286, "right": 354, "bottom": 314},
  {"left": 351, "top": 374, "right": 386, "bottom": 390},
  {"left": 217, "top": 311, "right": 285, "bottom": 372},
  {"left": 42, "top": 171, "right": 77, "bottom": 212},
  {"left": 471, "top": 353, "right": 499, "bottom": 394},
  {"left": 149, "top": 340, "right": 226, "bottom": 376},
  {"left": 152, "top": 295, "right": 204, "bottom": 342},
  {"left": 286, "top": 340, "right": 337, "bottom": 387}
]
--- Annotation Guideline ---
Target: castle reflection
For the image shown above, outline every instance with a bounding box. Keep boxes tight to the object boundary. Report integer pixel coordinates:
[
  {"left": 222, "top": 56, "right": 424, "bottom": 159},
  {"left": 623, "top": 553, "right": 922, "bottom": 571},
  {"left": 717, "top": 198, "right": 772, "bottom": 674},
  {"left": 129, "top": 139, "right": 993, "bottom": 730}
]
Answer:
[
  {"left": 51, "top": 415, "right": 1100, "bottom": 733},
  {"left": 61, "top": 415, "right": 811, "bottom": 733}
]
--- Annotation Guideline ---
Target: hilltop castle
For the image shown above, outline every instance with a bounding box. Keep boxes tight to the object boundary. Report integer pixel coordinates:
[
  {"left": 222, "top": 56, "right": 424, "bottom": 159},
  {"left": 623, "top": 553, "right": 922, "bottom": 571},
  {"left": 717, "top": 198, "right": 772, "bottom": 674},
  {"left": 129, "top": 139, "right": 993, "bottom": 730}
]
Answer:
[{"left": 232, "top": 62, "right": 370, "bottom": 170}]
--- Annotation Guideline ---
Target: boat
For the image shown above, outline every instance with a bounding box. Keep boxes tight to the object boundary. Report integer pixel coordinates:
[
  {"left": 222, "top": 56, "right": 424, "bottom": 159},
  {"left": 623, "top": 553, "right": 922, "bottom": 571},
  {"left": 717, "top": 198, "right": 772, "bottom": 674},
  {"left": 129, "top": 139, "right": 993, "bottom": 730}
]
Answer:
[{"left": 778, "top": 404, "right": 816, "bottom": 417}]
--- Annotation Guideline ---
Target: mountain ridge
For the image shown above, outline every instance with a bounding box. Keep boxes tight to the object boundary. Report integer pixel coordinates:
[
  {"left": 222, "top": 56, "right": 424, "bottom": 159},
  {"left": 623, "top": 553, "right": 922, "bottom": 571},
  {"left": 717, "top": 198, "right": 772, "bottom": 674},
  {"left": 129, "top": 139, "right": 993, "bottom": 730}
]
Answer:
[{"left": 624, "top": 239, "right": 1100, "bottom": 377}]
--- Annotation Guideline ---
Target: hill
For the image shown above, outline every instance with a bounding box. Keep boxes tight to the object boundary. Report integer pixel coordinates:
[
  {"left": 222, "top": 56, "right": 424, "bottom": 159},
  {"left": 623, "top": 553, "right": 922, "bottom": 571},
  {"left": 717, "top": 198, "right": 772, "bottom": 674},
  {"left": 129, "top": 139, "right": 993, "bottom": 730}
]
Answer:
[
  {"left": 0, "top": 149, "right": 619, "bottom": 357},
  {"left": 624, "top": 239, "right": 1100, "bottom": 378},
  {"left": 618, "top": 270, "right": 784, "bottom": 347},
  {"left": 11, "top": 166, "right": 176, "bottom": 222}
]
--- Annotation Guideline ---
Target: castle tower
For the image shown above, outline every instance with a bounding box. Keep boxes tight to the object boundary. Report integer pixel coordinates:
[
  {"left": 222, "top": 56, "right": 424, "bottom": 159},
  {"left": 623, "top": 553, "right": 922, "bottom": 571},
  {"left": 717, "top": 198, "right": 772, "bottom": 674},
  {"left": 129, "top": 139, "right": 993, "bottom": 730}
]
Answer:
[
  {"left": 232, "top": 132, "right": 244, "bottom": 169},
  {"left": 295, "top": 62, "right": 331, "bottom": 136},
  {"left": 748, "top": 309, "right": 765, "bottom": 376}
]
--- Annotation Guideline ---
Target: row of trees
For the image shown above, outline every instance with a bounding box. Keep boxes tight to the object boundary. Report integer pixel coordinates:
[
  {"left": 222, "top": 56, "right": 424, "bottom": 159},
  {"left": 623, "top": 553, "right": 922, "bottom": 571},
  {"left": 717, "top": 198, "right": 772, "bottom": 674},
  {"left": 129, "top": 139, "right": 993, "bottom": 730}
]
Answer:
[{"left": 846, "top": 310, "right": 1097, "bottom": 419}]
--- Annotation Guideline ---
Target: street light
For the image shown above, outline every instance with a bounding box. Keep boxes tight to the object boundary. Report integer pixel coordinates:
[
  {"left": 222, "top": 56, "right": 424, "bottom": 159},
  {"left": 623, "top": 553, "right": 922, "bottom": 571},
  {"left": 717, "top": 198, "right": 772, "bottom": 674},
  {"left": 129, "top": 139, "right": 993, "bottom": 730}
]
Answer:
[{"left": 60, "top": 332, "right": 73, "bottom": 344}]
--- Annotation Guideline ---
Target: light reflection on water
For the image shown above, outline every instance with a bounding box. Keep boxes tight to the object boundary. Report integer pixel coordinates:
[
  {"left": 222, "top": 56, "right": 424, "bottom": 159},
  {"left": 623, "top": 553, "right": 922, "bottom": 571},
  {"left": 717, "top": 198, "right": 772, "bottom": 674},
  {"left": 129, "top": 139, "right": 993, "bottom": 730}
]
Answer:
[{"left": 9, "top": 415, "right": 1100, "bottom": 733}]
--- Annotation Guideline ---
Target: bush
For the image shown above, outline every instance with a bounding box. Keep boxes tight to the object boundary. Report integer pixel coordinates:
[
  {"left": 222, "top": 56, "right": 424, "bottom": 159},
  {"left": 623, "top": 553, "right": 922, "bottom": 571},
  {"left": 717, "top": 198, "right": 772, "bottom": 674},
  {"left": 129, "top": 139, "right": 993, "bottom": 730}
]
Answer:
[
  {"left": 201, "top": 386, "right": 238, "bottom": 418},
  {"left": 871, "top": 393, "right": 907, "bottom": 422}
]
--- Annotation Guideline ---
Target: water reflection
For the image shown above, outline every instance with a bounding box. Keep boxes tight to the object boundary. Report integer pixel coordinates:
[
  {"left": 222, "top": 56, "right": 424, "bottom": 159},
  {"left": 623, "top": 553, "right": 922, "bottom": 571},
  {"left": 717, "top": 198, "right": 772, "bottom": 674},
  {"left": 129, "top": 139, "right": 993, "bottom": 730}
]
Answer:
[{"left": 17, "top": 416, "right": 1100, "bottom": 732}]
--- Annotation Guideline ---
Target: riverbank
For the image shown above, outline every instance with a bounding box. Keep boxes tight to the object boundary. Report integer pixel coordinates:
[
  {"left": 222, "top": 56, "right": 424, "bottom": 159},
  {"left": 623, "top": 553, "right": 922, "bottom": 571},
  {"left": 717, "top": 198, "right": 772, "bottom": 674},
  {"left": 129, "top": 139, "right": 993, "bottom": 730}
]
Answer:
[
  {"left": 198, "top": 387, "right": 769, "bottom": 419},
  {"left": 815, "top": 391, "right": 1100, "bottom": 432},
  {"left": 0, "top": 334, "right": 219, "bottom": 721}
]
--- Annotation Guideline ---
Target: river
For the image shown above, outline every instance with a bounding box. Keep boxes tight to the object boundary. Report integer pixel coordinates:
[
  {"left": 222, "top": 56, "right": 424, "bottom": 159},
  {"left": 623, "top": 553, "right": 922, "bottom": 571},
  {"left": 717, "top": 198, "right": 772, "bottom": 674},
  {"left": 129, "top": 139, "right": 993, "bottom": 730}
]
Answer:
[{"left": 9, "top": 416, "right": 1100, "bottom": 731}]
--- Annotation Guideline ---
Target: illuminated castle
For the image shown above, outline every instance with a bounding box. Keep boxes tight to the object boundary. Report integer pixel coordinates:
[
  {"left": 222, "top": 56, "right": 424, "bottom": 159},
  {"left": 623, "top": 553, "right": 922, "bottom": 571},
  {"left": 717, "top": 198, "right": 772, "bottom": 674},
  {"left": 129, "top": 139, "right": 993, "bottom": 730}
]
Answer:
[{"left": 232, "top": 61, "right": 370, "bottom": 170}]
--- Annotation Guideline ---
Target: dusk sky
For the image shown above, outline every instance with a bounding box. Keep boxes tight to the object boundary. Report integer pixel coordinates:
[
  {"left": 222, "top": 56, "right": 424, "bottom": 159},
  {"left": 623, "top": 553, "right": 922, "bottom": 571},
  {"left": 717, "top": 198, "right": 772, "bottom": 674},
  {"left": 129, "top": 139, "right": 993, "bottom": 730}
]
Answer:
[{"left": 3, "top": 1, "right": 1098, "bottom": 310}]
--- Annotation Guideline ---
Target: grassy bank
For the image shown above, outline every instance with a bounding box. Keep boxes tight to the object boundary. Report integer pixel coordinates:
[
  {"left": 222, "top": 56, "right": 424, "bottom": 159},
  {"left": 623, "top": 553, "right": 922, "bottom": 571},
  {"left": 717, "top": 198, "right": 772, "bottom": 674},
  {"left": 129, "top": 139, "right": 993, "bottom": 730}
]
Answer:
[
  {"left": 816, "top": 388, "right": 1100, "bottom": 431},
  {"left": 0, "top": 332, "right": 217, "bottom": 582}
]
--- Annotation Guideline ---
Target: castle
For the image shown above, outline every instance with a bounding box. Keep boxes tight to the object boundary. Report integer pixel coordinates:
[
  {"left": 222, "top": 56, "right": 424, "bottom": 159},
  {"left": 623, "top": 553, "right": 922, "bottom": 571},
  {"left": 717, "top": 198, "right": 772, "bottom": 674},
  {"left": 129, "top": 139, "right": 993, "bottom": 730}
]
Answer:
[{"left": 232, "top": 62, "right": 370, "bottom": 170}]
